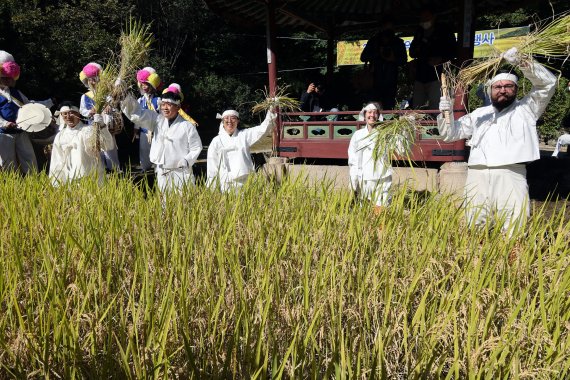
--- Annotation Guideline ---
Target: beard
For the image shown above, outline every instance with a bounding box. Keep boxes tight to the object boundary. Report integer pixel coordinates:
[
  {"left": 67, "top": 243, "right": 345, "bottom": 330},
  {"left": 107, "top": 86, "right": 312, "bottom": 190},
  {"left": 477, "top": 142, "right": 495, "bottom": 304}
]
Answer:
[{"left": 491, "top": 95, "right": 516, "bottom": 111}]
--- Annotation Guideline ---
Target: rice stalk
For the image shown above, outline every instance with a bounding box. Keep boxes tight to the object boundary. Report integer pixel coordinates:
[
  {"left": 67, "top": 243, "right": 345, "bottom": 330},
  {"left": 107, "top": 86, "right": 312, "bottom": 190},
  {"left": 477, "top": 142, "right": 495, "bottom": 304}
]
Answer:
[
  {"left": 458, "top": 13, "right": 570, "bottom": 88},
  {"left": 366, "top": 113, "right": 422, "bottom": 164},
  {"left": 83, "top": 64, "right": 118, "bottom": 157},
  {"left": 251, "top": 85, "right": 301, "bottom": 114},
  {"left": 112, "top": 18, "right": 154, "bottom": 104}
]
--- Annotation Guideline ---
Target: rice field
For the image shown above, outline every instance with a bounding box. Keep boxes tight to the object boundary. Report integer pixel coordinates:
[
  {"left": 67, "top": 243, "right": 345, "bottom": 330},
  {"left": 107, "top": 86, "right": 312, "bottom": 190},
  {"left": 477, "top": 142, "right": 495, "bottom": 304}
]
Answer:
[{"left": 0, "top": 172, "right": 569, "bottom": 378}]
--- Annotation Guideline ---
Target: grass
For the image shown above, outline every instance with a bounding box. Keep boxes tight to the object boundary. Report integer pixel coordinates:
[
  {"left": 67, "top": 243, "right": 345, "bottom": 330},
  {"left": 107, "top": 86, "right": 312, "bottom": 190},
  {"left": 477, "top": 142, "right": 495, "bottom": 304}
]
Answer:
[{"left": 0, "top": 172, "right": 569, "bottom": 378}]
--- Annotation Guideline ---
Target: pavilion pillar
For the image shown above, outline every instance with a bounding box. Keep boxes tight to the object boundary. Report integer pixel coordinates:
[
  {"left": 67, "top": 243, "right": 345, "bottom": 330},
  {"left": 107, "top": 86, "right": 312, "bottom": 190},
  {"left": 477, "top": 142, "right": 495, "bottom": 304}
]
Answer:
[
  {"left": 266, "top": 0, "right": 280, "bottom": 153},
  {"left": 266, "top": 0, "right": 278, "bottom": 97}
]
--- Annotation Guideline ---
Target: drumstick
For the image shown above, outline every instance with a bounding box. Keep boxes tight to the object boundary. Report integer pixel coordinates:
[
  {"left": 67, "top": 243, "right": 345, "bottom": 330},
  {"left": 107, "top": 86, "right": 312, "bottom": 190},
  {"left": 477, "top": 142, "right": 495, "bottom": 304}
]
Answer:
[{"left": 440, "top": 73, "right": 452, "bottom": 126}]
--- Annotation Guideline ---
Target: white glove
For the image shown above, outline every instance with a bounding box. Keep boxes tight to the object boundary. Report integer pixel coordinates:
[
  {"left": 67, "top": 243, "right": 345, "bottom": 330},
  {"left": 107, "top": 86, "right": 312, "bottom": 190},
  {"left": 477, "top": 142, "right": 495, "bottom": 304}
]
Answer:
[
  {"left": 177, "top": 158, "right": 189, "bottom": 168},
  {"left": 93, "top": 113, "right": 104, "bottom": 124},
  {"left": 438, "top": 97, "right": 452, "bottom": 113},
  {"left": 114, "top": 77, "right": 125, "bottom": 88},
  {"left": 501, "top": 47, "right": 520, "bottom": 65}
]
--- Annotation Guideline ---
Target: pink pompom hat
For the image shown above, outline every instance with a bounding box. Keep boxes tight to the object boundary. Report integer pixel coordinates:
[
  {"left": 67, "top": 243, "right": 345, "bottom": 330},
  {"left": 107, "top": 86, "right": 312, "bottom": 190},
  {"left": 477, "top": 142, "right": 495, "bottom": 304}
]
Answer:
[
  {"left": 79, "top": 62, "right": 103, "bottom": 86},
  {"left": 162, "top": 83, "right": 184, "bottom": 101},
  {"left": 0, "top": 50, "right": 21, "bottom": 80},
  {"left": 136, "top": 67, "right": 161, "bottom": 90}
]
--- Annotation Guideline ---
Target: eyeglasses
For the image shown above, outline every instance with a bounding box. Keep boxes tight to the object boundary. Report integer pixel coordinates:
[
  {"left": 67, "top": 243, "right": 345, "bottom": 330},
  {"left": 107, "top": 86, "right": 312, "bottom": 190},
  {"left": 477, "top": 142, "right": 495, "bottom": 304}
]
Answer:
[{"left": 491, "top": 84, "right": 516, "bottom": 91}]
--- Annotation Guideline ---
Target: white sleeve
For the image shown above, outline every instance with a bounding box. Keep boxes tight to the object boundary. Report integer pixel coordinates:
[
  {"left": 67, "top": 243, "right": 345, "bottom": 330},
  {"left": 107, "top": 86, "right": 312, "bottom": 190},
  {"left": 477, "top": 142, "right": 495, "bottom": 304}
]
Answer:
[
  {"left": 183, "top": 124, "right": 203, "bottom": 166},
  {"left": 437, "top": 112, "right": 473, "bottom": 142},
  {"left": 121, "top": 94, "right": 157, "bottom": 132},
  {"left": 347, "top": 134, "right": 359, "bottom": 190},
  {"left": 206, "top": 138, "right": 221, "bottom": 187},
  {"left": 519, "top": 60, "right": 557, "bottom": 119},
  {"left": 99, "top": 126, "right": 115, "bottom": 151},
  {"left": 242, "top": 110, "right": 277, "bottom": 146}
]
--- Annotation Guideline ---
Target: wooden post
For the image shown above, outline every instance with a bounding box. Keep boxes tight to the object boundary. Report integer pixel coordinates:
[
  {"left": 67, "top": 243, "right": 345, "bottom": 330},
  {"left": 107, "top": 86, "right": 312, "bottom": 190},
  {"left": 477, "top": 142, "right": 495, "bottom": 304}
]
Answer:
[{"left": 266, "top": 0, "right": 280, "bottom": 154}]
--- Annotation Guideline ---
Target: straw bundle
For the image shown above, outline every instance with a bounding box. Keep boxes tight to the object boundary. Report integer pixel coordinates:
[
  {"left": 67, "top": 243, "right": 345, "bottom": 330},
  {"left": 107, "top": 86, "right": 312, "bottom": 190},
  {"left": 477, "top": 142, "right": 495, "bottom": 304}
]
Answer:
[
  {"left": 251, "top": 86, "right": 301, "bottom": 114},
  {"left": 458, "top": 13, "right": 570, "bottom": 88},
  {"left": 367, "top": 113, "right": 422, "bottom": 164},
  {"left": 112, "top": 19, "right": 154, "bottom": 103}
]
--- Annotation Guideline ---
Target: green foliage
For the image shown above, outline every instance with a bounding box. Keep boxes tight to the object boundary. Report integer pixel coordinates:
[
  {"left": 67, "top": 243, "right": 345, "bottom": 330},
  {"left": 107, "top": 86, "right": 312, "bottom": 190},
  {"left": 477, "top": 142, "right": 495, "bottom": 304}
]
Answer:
[{"left": 539, "top": 76, "right": 570, "bottom": 140}]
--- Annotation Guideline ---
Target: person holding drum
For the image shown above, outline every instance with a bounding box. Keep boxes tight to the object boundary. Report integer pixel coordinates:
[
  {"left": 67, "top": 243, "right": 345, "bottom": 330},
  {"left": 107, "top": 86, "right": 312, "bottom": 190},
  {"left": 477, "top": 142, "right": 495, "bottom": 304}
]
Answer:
[
  {"left": 0, "top": 50, "right": 53, "bottom": 174},
  {"left": 49, "top": 102, "right": 114, "bottom": 186},
  {"left": 79, "top": 62, "right": 121, "bottom": 172}
]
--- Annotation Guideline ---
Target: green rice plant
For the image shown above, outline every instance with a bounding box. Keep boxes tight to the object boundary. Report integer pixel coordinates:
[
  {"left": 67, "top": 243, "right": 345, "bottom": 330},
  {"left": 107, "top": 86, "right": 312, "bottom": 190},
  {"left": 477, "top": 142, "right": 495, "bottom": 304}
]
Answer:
[{"left": 0, "top": 171, "right": 569, "bottom": 378}]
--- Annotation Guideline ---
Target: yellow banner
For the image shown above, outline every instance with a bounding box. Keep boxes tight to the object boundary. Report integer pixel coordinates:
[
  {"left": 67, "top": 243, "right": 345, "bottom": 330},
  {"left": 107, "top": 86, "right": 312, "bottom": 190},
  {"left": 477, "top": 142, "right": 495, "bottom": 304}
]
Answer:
[{"left": 337, "top": 26, "right": 530, "bottom": 66}]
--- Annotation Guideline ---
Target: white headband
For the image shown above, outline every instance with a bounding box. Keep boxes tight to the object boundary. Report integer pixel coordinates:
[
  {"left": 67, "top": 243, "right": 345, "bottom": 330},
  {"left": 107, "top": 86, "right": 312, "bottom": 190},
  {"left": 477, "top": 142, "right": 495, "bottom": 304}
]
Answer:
[
  {"left": 358, "top": 103, "right": 381, "bottom": 122},
  {"left": 489, "top": 73, "right": 518, "bottom": 86},
  {"left": 221, "top": 110, "right": 239, "bottom": 119},
  {"left": 59, "top": 105, "right": 80, "bottom": 113},
  {"left": 160, "top": 98, "right": 181, "bottom": 106}
]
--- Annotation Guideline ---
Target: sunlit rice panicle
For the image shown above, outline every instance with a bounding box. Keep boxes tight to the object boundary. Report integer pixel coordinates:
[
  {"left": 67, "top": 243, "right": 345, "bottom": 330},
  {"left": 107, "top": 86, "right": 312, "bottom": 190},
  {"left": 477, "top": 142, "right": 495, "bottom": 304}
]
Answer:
[
  {"left": 118, "top": 18, "right": 154, "bottom": 83},
  {"left": 113, "top": 18, "right": 154, "bottom": 103},
  {"left": 251, "top": 85, "right": 301, "bottom": 114},
  {"left": 367, "top": 113, "right": 422, "bottom": 163},
  {"left": 458, "top": 13, "right": 570, "bottom": 88}
]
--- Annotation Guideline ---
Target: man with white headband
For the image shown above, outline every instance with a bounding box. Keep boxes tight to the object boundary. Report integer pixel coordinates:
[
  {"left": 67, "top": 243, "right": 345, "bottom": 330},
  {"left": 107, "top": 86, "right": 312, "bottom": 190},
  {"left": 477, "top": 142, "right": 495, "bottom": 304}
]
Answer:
[
  {"left": 121, "top": 90, "right": 202, "bottom": 192},
  {"left": 438, "top": 47, "right": 557, "bottom": 233},
  {"left": 348, "top": 102, "right": 395, "bottom": 212},
  {"left": 49, "top": 102, "right": 114, "bottom": 185},
  {"left": 207, "top": 107, "right": 277, "bottom": 192}
]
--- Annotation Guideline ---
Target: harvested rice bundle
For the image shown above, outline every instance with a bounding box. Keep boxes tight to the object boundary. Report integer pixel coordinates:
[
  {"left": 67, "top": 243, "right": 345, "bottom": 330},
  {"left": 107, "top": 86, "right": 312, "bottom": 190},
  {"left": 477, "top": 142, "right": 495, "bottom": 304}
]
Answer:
[
  {"left": 85, "top": 64, "right": 118, "bottom": 156},
  {"left": 458, "top": 13, "right": 570, "bottom": 88},
  {"left": 251, "top": 86, "right": 301, "bottom": 114},
  {"left": 112, "top": 19, "right": 154, "bottom": 102},
  {"left": 367, "top": 113, "right": 422, "bottom": 164}
]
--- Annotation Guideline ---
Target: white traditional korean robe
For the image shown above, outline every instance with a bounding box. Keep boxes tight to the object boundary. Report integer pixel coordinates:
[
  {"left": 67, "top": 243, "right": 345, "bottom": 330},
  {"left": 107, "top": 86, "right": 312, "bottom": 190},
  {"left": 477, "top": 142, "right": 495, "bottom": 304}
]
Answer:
[
  {"left": 122, "top": 95, "right": 202, "bottom": 192},
  {"left": 437, "top": 60, "right": 556, "bottom": 231},
  {"left": 49, "top": 121, "right": 114, "bottom": 186},
  {"left": 206, "top": 111, "right": 277, "bottom": 192}
]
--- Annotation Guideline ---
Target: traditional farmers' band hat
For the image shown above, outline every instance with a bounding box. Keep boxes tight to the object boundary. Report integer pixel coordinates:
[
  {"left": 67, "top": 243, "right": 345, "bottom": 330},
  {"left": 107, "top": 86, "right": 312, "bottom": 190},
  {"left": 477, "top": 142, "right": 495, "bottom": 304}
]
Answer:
[
  {"left": 0, "top": 50, "right": 21, "bottom": 80},
  {"left": 79, "top": 62, "right": 103, "bottom": 87},
  {"left": 136, "top": 67, "right": 161, "bottom": 90},
  {"left": 162, "top": 83, "right": 184, "bottom": 101}
]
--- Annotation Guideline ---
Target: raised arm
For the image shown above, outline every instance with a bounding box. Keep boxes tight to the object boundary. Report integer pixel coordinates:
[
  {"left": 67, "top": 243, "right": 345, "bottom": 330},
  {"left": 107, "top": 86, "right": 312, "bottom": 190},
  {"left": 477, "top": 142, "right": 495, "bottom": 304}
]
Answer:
[
  {"left": 437, "top": 97, "right": 474, "bottom": 142},
  {"left": 519, "top": 60, "right": 557, "bottom": 119},
  {"left": 121, "top": 94, "right": 158, "bottom": 132},
  {"left": 242, "top": 107, "right": 278, "bottom": 146}
]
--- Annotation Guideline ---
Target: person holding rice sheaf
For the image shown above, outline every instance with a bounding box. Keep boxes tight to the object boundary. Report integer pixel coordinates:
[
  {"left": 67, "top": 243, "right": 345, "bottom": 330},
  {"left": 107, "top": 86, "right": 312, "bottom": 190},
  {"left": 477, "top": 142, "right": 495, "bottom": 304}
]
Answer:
[
  {"left": 79, "top": 62, "right": 121, "bottom": 171},
  {"left": 437, "top": 47, "right": 556, "bottom": 233},
  {"left": 49, "top": 102, "right": 114, "bottom": 186},
  {"left": 207, "top": 107, "right": 277, "bottom": 192},
  {"left": 121, "top": 89, "right": 202, "bottom": 192},
  {"left": 348, "top": 102, "right": 396, "bottom": 213}
]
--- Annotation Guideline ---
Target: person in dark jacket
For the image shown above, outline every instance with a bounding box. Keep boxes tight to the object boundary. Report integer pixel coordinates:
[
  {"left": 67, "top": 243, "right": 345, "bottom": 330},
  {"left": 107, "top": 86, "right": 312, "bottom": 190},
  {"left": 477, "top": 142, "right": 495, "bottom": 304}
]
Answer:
[
  {"left": 360, "top": 20, "right": 407, "bottom": 109},
  {"left": 409, "top": 9, "right": 457, "bottom": 111}
]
